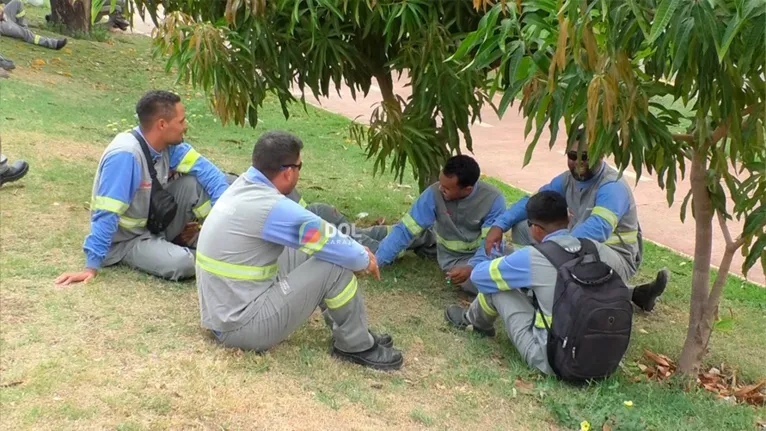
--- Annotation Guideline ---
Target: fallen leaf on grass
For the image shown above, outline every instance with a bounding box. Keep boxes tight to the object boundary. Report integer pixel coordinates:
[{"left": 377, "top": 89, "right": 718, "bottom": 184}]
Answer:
[
  {"left": 514, "top": 377, "right": 534, "bottom": 394},
  {"left": 644, "top": 349, "right": 672, "bottom": 368},
  {"left": 0, "top": 380, "right": 23, "bottom": 388},
  {"left": 32, "top": 59, "right": 46, "bottom": 66}
]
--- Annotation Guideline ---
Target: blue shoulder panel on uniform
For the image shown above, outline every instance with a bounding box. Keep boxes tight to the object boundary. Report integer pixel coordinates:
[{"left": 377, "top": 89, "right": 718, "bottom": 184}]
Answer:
[
  {"left": 493, "top": 173, "right": 566, "bottom": 231},
  {"left": 571, "top": 180, "right": 631, "bottom": 242}
]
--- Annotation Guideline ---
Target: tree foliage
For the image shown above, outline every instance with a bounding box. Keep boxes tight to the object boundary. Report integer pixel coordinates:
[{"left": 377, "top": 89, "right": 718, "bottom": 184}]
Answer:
[
  {"left": 454, "top": 0, "right": 765, "bottom": 372},
  {"left": 134, "top": 0, "right": 493, "bottom": 190}
]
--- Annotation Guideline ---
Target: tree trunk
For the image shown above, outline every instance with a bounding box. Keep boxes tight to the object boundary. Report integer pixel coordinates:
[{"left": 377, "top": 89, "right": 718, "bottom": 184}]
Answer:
[
  {"left": 49, "top": 0, "right": 91, "bottom": 34},
  {"left": 374, "top": 71, "right": 401, "bottom": 113},
  {"left": 677, "top": 148, "right": 715, "bottom": 374}
]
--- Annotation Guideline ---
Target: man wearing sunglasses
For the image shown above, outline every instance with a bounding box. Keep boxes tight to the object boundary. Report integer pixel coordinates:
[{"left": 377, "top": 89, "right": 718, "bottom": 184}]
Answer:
[
  {"left": 483, "top": 129, "right": 667, "bottom": 312},
  {"left": 195, "top": 131, "right": 403, "bottom": 371}
]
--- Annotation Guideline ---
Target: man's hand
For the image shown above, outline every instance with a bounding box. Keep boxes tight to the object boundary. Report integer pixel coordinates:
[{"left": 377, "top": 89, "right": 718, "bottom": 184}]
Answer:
[
  {"left": 484, "top": 226, "right": 504, "bottom": 255},
  {"left": 446, "top": 266, "right": 472, "bottom": 285},
  {"left": 55, "top": 269, "right": 97, "bottom": 286},
  {"left": 173, "top": 222, "right": 200, "bottom": 247},
  {"left": 356, "top": 247, "right": 381, "bottom": 280}
]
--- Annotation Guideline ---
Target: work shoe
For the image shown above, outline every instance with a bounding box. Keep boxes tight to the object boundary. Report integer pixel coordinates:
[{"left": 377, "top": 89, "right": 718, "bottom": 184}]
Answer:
[
  {"left": 55, "top": 39, "right": 68, "bottom": 50},
  {"left": 632, "top": 268, "right": 669, "bottom": 312},
  {"left": 0, "top": 57, "right": 15, "bottom": 71},
  {"left": 331, "top": 341, "right": 403, "bottom": 371},
  {"left": 0, "top": 160, "right": 29, "bottom": 186},
  {"left": 444, "top": 305, "right": 496, "bottom": 337},
  {"left": 371, "top": 331, "right": 393, "bottom": 348}
]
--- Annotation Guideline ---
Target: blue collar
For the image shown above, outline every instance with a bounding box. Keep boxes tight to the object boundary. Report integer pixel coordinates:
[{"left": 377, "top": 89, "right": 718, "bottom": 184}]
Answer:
[
  {"left": 133, "top": 126, "right": 162, "bottom": 161},
  {"left": 244, "top": 166, "right": 277, "bottom": 189},
  {"left": 542, "top": 228, "right": 570, "bottom": 242}
]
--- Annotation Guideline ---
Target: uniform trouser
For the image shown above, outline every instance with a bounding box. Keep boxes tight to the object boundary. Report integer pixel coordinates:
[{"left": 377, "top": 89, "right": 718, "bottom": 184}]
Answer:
[
  {"left": 0, "top": 0, "right": 59, "bottom": 49},
  {"left": 466, "top": 290, "right": 554, "bottom": 375},
  {"left": 217, "top": 247, "right": 375, "bottom": 354},
  {"left": 94, "top": 0, "right": 125, "bottom": 25},
  {"left": 0, "top": 153, "right": 7, "bottom": 174},
  {"left": 115, "top": 175, "right": 223, "bottom": 281}
]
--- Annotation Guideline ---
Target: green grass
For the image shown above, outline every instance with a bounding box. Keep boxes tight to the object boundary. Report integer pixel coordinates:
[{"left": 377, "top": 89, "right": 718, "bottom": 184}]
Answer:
[{"left": 1, "top": 10, "right": 765, "bottom": 431}]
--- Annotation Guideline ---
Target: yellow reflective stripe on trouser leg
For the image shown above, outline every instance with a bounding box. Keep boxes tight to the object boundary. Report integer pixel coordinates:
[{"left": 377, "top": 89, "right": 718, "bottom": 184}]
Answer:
[
  {"left": 118, "top": 216, "right": 147, "bottom": 229},
  {"left": 489, "top": 258, "right": 511, "bottom": 291},
  {"left": 298, "top": 198, "right": 307, "bottom": 208},
  {"left": 325, "top": 276, "right": 358, "bottom": 309},
  {"left": 34, "top": 35, "right": 41, "bottom": 44},
  {"left": 176, "top": 149, "right": 201, "bottom": 173},
  {"left": 195, "top": 252, "right": 278, "bottom": 281},
  {"left": 592, "top": 206, "right": 619, "bottom": 230},
  {"left": 401, "top": 213, "right": 423, "bottom": 236},
  {"left": 193, "top": 199, "right": 212, "bottom": 219},
  {"left": 477, "top": 293, "right": 498, "bottom": 317},
  {"left": 16, "top": 10, "right": 26, "bottom": 18},
  {"left": 90, "top": 196, "right": 129, "bottom": 214},
  {"left": 534, "top": 311, "right": 552, "bottom": 329},
  {"left": 605, "top": 230, "right": 639, "bottom": 245}
]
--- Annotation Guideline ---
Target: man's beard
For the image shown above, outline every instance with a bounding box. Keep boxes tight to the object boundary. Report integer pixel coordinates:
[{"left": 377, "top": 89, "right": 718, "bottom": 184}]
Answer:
[{"left": 570, "top": 165, "right": 597, "bottom": 182}]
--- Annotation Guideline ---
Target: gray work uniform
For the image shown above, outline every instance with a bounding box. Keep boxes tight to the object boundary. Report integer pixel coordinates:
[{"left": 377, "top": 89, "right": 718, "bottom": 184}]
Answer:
[
  {"left": 92, "top": 133, "right": 224, "bottom": 281},
  {"left": 405, "top": 181, "right": 503, "bottom": 294},
  {"left": 196, "top": 175, "right": 375, "bottom": 353},
  {"left": 510, "top": 164, "right": 642, "bottom": 279},
  {"left": 465, "top": 234, "right": 633, "bottom": 375},
  {"left": 0, "top": 0, "right": 61, "bottom": 49}
]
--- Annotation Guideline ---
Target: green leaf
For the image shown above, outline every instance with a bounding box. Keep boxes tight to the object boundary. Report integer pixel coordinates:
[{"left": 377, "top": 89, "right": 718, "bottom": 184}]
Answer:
[
  {"left": 649, "top": 0, "right": 681, "bottom": 43},
  {"left": 713, "top": 317, "right": 735, "bottom": 332},
  {"left": 743, "top": 205, "right": 766, "bottom": 237},
  {"left": 743, "top": 235, "right": 766, "bottom": 274},
  {"left": 717, "top": 14, "right": 746, "bottom": 62}
]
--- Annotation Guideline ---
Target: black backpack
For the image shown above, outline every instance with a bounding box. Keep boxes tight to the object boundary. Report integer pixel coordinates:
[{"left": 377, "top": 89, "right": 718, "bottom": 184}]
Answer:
[
  {"left": 531, "top": 238, "right": 633, "bottom": 383},
  {"left": 130, "top": 130, "right": 178, "bottom": 235}
]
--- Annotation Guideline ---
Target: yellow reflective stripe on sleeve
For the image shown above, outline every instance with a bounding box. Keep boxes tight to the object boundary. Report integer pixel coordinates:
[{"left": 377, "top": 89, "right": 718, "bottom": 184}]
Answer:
[
  {"left": 196, "top": 252, "right": 278, "bottom": 281},
  {"left": 592, "top": 206, "right": 619, "bottom": 230},
  {"left": 193, "top": 199, "right": 212, "bottom": 219},
  {"left": 298, "top": 198, "right": 308, "bottom": 208},
  {"left": 325, "top": 276, "right": 358, "bottom": 309},
  {"left": 118, "top": 216, "right": 147, "bottom": 229},
  {"left": 16, "top": 9, "right": 26, "bottom": 18},
  {"left": 605, "top": 230, "right": 639, "bottom": 245},
  {"left": 481, "top": 227, "right": 491, "bottom": 238},
  {"left": 534, "top": 311, "right": 552, "bottom": 329},
  {"left": 91, "top": 196, "right": 129, "bottom": 214},
  {"left": 489, "top": 258, "right": 511, "bottom": 291},
  {"left": 477, "top": 293, "right": 498, "bottom": 317},
  {"left": 299, "top": 231, "right": 330, "bottom": 256},
  {"left": 401, "top": 213, "right": 423, "bottom": 236},
  {"left": 436, "top": 233, "right": 482, "bottom": 252},
  {"left": 176, "top": 149, "right": 201, "bottom": 173}
]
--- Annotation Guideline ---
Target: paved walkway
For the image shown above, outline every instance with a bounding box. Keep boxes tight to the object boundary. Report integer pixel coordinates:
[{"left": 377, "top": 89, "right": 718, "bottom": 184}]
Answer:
[{"left": 124, "top": 13, "right": 764, "bottom": 285}]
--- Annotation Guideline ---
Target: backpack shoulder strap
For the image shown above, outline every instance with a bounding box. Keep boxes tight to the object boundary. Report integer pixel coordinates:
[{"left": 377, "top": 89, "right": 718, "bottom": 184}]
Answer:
[
  {"left": 577, "top": 238, "right": 601, "bottom": 261},
  {"left": 130, "top": 129, "right": 159, "bottom": 181},
  {"left": 532, "top": 240, "right": 576, "bottom": 269}
]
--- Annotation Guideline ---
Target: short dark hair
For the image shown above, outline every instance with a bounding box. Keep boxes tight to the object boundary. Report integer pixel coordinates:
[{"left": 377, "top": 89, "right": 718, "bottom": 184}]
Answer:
[
  {"left": 526, "top": 191, "right": 569, "bottom": 228},
  {"left": 252, "top": 131, "right": 304, "bottom": 178},
  {"left": 442, "top": 155, "right": 480, "bottom": 188},
  {"left": 136, "top": 90, "right": 182, "bottom": 128}
]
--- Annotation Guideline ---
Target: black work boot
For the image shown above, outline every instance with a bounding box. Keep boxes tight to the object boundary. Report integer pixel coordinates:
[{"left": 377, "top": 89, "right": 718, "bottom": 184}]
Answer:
[
  {"left": 55, "top": 38, "right": 68, "bottom": 50},
  {"left": 331, "top": 341, "right": 403, "bottom": 371},
  {"left": 371, "top": 331, "right": 393, "bottom": 348},
  {"left": 632, "top": 269, "right": 669, "bottom": 312},
  {"left": 0, "top": 160, "right": 29, "bottom": 186},
  {"left": 444, "top": 305, "right": 496, "bottom": 337}
]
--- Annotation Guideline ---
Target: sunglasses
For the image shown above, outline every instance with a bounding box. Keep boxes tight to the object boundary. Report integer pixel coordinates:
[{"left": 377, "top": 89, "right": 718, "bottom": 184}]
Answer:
[{"left": 567, "top": 151, "right": 588, "bottom": 161}]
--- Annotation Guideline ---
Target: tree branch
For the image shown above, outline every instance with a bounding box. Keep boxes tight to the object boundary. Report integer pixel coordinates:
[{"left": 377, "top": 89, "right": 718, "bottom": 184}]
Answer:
[
  {"left": 717, "top": 212, "right": 746, "bottom": 252},
  {"left": 673, "top": 133, "right": 695, "bottom": 143}
]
